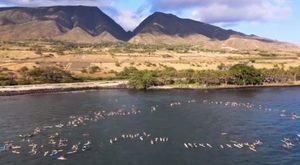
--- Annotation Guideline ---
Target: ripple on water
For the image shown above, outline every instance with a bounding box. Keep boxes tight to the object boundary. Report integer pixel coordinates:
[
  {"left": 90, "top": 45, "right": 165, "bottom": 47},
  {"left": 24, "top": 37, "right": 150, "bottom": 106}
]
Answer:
[{"left": 0, "top": 88, "right": 300, "bottom": 165}]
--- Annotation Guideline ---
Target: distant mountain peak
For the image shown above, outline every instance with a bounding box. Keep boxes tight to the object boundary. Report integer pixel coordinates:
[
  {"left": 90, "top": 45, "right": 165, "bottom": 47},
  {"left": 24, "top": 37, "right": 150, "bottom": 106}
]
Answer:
[
  {"left": 152, "top": 11, "right": 175, "bottom": 17},
  {"left": 133, "top": 11, "right": 245, "bottom": 40},
  {"left": 0, "top": 5, "right": 130, "bottom": 41},
  {"left": 0, "top": 6, "right": 297, "bottom": 51}
]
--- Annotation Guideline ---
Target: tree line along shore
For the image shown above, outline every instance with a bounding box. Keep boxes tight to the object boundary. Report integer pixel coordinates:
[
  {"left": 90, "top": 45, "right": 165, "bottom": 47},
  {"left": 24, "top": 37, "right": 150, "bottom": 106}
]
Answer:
[{"left": 0, "top": 64, "right": 300, "bottom": 90}]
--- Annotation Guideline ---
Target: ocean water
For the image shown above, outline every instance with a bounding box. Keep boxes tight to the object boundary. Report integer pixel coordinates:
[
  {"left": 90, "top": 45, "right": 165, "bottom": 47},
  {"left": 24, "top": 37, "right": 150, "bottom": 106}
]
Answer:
[{"left": 0, "top": 88, "right": 299, "bottom": 165}]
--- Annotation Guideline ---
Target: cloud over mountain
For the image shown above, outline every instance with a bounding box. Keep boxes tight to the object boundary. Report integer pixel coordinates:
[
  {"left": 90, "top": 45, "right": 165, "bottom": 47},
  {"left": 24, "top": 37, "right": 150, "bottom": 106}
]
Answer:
[
  {"left": 0, "top": 0, "right": 113, "bottom": 7},
  {"left": 148, "top": 0, "right": 291, "bottom": 23},
  {"left": 0, "top": 0, "right": 293, "bottom": 30}
]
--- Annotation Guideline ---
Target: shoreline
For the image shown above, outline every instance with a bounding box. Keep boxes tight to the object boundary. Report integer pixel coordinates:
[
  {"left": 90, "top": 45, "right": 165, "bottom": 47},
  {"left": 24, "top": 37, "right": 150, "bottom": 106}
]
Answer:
[
  {"left": 0, "top": 80, "right": 128, "bottom": 96},
  {"left": 149, "top": 82, "right": 300, "bottom": 90},
  {"left": 1, "top": 81, "right": 300, "bottom": 96}
]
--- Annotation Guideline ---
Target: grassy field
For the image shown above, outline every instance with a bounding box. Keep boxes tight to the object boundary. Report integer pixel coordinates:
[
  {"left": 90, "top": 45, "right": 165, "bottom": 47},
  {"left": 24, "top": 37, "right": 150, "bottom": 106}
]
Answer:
[{"left": 0, "top": 40, "right": 300, "bottom": 78}]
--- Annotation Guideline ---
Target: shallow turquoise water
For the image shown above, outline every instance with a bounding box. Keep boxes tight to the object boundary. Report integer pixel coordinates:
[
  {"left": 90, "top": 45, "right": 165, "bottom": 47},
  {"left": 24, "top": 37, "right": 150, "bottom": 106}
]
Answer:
[{"left": 0, "top": 88, "right": 299, "bottom": 165}]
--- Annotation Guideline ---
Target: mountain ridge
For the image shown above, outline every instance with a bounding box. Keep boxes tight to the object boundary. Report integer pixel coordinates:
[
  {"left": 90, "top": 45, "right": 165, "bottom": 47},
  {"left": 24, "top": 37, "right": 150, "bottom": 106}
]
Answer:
[
  {"left": 0, "top": 5, "right": 298, "bottom": 51},
  {"left": 0, "top": 5, "right": 129, "bottom": 40},
  {"left": 132, "top": 12, "right": 246, "bottom": 41}
]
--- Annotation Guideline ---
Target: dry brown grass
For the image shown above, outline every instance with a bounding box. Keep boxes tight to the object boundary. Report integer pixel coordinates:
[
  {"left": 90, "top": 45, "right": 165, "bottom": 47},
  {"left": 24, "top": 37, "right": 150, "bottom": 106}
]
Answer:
[{"left": 0, "top": 41, "right": 299, "bottom": 77}]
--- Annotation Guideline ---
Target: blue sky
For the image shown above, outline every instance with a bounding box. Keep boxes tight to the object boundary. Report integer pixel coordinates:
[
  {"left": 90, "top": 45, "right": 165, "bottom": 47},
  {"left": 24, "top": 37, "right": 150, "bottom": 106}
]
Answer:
[
  {"left": 226, "top": 1, "right": 300, "bottom": 45},
  {"left": 0, "top": 0, "right": 299, "bottom": 44}
]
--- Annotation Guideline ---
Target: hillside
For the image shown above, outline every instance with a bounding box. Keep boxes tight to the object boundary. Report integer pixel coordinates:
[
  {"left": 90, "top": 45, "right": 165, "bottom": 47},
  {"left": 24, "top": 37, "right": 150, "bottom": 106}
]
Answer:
[
  {"left": 0, "top": 6, "right": 298, "bottom": 51},
  {"left": 132, "top": 12, "right": 245, "bottom": 40},
  {"left": 130, "top": 12, "right": 298, "bottom": 51},
  {"left": 0, "top": 6, "right": 129, "bottom": 41}
]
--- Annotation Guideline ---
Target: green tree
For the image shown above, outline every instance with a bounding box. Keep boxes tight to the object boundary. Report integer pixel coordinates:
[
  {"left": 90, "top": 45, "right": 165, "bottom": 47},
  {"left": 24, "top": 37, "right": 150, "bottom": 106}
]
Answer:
[
  {"left": 230, "top": 64, "right": 263, "bottom": 85},
  {"left": 117, "top": 67, "right": 138, "bottom": 78},
  {"left": 128, "top": 70, "right": 155, "bottom": 90}
]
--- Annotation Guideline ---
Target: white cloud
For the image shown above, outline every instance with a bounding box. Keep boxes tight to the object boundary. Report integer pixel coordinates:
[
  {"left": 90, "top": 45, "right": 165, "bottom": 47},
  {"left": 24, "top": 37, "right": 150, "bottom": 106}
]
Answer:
[
  {"left": 0, "top": 0, "right": 113, "bottom": 7},
  {"left": 0, "top": 0, "right": 147, "bottom": 31},
  {"left": 0, "top": 0, "right": 293, "bottom": 30},
  {"left": 111, "top": 10, "right": 147, "bottom": 31},
  {"left": 149, "top": 0, "right": 292, "bottom": 23},
  {"left": 103, "top": 3, "right": 151, "bottom": 31},
  {"left": 190, "top": 2, "right": 290, "bottom": 23}
]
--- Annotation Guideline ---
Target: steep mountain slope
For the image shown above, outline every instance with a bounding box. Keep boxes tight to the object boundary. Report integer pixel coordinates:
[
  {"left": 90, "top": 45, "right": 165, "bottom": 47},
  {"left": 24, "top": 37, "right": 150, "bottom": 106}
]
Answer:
[
  {"left": 0, "top": 6, "right": 298, "bottom": 52},
  {"left": 129, "top": 12, "right": 298, "bottom": 51},
  {"left": 55, "top": 27, "right": 119, "bottom": 43},
  {"left": 131, "top": 12, "right": 245, "bottom": 41},
  {"left": 0, "top": 6, "right": 129, "bottom": 41},
  {"left": 0, "top": 20, "right": 63, "bottom": 40}
]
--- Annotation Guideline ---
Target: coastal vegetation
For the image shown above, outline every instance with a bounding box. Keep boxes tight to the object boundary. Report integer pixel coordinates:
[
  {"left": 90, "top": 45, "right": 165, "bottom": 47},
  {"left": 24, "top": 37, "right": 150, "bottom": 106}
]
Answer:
[
  {"left": 0, "top": 40, "right": 300, "bottom": 89},
  {"left": 0, "top": 62, "right": 297, "bottom": 89},
  {"left": 0, "top": 66, "right": 77, "bottom": 85},
  {"left": 118, "top": 64, "right": 300, "bottom": 89},
  {"left": 0, "top": 63, "right": 300, "bottom": 90}
]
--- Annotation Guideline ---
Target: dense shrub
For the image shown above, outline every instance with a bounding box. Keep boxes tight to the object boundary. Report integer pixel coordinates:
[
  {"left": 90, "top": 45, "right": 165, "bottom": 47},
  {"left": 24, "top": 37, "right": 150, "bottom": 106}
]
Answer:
[
  {"left": 229, "top": 64, "right": 263, "bottom": 85},
  {"left": 128, "top": 70, "right": 155, "bottom": 90},
  {"left": 23, "top": 67, "right": 76, "bottom": 84},
  {"left": 0, "top": 73, "right": 18, "bottom": 86}
]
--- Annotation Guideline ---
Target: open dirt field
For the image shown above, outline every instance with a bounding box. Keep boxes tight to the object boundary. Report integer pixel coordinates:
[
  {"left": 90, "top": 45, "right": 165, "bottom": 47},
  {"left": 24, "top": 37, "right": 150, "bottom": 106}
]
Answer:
[{"left": 1, "top": 41, "right": 300, "bottom": 77}]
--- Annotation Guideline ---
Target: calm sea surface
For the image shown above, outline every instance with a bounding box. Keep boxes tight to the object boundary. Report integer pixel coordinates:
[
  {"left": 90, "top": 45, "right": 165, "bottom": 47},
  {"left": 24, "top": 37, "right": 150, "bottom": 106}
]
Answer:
[{"left": 0, "top": 88, "right": 300, "bottom": 165}]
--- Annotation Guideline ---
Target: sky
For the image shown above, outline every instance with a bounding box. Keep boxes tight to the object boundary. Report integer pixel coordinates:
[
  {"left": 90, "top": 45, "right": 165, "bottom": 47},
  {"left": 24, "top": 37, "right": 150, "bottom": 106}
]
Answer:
[{"left": 0, "top": 0, "right": 299, "bottom": 45}]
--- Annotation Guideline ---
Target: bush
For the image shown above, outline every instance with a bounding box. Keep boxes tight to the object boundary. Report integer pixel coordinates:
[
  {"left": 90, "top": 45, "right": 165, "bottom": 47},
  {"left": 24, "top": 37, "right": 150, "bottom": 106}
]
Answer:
[
  {"left": 17, "top": 78, "right": 31, "bottom": 85},
  {"left": 0, "top": 73, "right": 17, "bottom": 86},
  {"left": 18, "top": 66, "right": 29, "bottom": 73},
  {"left": 81, "top": 68, "right": 88, "bottom": 73},
  {"left": 128, "top": 70, "right": 156, "bottom": 90},
  {"left": 26, "top": 67, "right": 76, "bottom": 83},
  {"left": 115, "top": 62, "right": 121, "bottom": 67},
  {"left": 217, "top": 63, "right": 226, "bottom": 70},
  {"left": 88, "top": 66, "right": 101, "bottom": 73},
  {"left": 229, "top": 64, "right": 263, "bottom": 85},
  {"left": 117, "top": 67, "right": 138, "bottom": 78}
]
